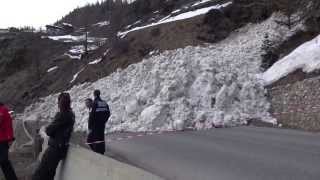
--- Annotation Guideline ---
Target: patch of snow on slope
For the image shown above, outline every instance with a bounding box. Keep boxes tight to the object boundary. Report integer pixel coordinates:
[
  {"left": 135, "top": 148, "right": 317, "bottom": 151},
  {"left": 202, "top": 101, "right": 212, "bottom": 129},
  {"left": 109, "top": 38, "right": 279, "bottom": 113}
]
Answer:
[
  {"left": 192, "top": 0, "right": 213, "bottom": 7},
  {"left": 44, "top": 35, "right": 107, "bottom": 43},
  {"left": 70, "top": 68, "right": 86, "bottom": 83},
  {"left": 47, "top": 66, "right": 58, "bottom": 73},
  {"left": 69, "top": 45, "right": 98, "bottom": 54},
  {"left": 46, "top": 35, "right": 85, "bottom": 42},
  {"left": 89, "top": 58, "right": 103, "bottom": 65},
  {"left": 262, "top": 34, "right": 320, "bottom": 85},
  {"left": 64, "top": 53, "right": 81, "bottom": 60},
  {"left": 93, "top": 21, "right": 110, "bottom": 27},
  {"left": 21, "top": 14, "right": 302, "bottom": 132},
  {"left": 118, "top": 2, "right": 232, "bottom": 37}
]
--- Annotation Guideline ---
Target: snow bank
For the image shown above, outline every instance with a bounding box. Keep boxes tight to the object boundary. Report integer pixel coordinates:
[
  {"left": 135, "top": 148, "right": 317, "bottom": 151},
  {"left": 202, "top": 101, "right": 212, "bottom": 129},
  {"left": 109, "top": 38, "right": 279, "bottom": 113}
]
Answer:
[
  {"left": 20, "top": 15, "right": 302, "bottom": 133},
  {"left": 118, "top": 2, "right": 232, "bottom": 37},
  {"left": 262, "top": 34, "right": 320, "bottom": 85}
]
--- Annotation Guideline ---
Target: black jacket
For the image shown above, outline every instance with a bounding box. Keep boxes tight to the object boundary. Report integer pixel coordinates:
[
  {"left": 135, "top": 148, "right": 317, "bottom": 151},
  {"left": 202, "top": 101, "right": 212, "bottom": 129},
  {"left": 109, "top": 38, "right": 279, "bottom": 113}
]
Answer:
[
  {"left": 46, "top": 111, "right": 75, "bottom": 148},
  {"left": 88, "top": 97, "right": 110, "bottom": 142}
]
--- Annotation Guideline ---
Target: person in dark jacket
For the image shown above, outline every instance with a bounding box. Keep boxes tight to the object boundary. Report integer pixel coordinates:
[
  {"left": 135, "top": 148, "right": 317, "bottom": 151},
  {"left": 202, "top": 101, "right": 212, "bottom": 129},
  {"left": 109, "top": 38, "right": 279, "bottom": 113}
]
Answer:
[
  {"left": 32, "top": 93, "right": 75, "bottom": 180},
  {"left": 87, "top": 90, "right": 110, "bottom": 155},
  {"left": 0, "top": 102, "right": 18, "bottom": 180}
]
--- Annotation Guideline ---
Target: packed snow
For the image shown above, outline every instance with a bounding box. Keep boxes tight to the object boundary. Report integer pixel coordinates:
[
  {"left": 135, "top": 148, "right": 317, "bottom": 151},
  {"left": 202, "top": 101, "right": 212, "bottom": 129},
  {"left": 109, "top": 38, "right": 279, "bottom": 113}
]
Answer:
[
  {"left": 47, "top": 66, "right": 58, "bottom": 73},
  {"left": 262, "top": 34, "right": 320, "bottom": 85},
  {"left": 118, "top": 2, "right": 232, "bottom": 37},
  {"left": 20, "top": 14, "right": 305, "bottom": 133}
]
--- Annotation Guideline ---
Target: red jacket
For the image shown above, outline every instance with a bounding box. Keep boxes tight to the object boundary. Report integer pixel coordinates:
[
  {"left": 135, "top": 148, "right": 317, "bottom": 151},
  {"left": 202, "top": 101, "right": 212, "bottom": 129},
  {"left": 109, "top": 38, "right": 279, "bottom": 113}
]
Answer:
[{"left": 0, "top": 105, "right": 15, "bottom": 142}]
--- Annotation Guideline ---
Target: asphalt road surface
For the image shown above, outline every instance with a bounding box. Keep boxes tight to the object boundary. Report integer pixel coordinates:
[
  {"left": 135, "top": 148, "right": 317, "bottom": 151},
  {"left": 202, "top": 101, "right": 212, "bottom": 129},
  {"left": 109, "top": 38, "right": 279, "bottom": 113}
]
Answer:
[{"left": 106, "top": 127, "right": 320, "bottom": 180}]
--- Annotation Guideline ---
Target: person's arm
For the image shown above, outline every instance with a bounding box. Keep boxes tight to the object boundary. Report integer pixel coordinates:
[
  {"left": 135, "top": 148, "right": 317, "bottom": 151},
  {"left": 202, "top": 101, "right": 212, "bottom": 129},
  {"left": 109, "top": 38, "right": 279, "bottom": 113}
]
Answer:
[
  {"left": 88, "top": 101, "right": 97, "bottom": 131},
  {"left": 45, "top": 113, "right": 67, "bottom": 137}
]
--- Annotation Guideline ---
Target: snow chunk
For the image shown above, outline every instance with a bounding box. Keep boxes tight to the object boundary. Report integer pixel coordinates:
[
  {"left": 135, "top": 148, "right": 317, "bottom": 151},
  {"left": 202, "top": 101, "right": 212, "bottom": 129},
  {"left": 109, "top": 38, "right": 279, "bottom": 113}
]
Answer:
[
  {"left": 47, "top": 66, "right": 58, "bottom": 73},
  {"left": 262, "top": 34, "right": 320, "bottom": 85}
]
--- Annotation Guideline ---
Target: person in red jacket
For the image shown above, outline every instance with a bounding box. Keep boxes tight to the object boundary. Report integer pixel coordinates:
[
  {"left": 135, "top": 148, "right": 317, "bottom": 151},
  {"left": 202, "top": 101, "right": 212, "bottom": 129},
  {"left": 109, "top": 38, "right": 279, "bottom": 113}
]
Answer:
[{"left": 0, "top": 102, "right": 18, "bottom": 180}]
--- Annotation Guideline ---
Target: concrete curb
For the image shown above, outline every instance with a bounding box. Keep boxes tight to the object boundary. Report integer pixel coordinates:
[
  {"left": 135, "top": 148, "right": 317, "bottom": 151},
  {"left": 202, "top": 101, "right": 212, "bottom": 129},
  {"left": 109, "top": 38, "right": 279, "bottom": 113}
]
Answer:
[{"left": 55, "top": 146, "right": 164, "bottom": 180}]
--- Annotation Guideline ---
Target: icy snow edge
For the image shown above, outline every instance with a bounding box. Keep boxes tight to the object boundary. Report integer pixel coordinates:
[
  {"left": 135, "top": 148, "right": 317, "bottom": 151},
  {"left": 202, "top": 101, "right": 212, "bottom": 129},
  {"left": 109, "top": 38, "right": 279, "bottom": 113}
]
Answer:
[{"left": 262, "top": 34, "right": 320, "bottom": 85}]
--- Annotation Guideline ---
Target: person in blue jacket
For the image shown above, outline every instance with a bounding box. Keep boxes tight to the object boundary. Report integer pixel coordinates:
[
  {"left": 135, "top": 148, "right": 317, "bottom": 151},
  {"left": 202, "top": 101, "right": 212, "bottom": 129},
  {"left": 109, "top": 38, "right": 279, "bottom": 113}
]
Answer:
[{"left": 87, "top": 90, "right": 110, "bottom": 155}]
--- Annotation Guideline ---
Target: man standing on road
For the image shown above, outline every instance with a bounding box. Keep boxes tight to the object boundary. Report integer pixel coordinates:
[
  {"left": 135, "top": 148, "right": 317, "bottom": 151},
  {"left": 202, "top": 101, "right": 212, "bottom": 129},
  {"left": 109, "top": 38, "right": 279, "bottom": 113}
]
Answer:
[
  {"left": 0, "top": 102, "right": 18, "bottom": 180},
  {"left": 87, "top": 90, "right": 110, "bottom": 155}
]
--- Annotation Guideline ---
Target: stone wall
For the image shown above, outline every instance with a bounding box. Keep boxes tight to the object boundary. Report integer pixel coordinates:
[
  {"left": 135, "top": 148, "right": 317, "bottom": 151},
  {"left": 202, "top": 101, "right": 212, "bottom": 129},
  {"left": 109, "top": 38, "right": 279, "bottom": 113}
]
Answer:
[{"left": 268, "top": 76, "right": 320, "bottom": 131}]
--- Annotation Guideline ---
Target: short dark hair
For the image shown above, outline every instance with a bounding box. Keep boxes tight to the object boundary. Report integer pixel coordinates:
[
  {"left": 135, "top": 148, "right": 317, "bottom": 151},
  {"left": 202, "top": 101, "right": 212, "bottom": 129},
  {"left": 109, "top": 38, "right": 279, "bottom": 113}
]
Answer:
[
  {"left": 85, "top": 98, "right": 93, "bottom": 108},
  {"left": 94, "top": 90, "right": 101, "bottom": 97},
  {"left": 58, "top": 93, "right": 71, "bottom": 112},
  {"left": 0, "top": 102, "right": 3, "bottom": 106}
]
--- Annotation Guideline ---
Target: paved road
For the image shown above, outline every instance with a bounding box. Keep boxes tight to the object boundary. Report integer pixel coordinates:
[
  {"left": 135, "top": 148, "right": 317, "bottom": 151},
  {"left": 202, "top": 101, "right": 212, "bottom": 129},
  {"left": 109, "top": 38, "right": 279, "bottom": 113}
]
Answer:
[{"left": 106, "top": 127, "right": 320, "bottom": 180}]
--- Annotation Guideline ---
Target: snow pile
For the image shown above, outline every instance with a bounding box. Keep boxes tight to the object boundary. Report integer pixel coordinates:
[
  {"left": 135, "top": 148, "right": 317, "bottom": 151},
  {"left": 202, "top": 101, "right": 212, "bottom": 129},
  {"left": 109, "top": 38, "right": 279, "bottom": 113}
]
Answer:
[
  {"left": 20, "top": 15, "right": 302, "bottom": 133},
  {"left": 118, "top": 2, "right": 232, "bottom": 37},
  {"left": 262, "top": 34, "right": 320, "bottom": 85}
]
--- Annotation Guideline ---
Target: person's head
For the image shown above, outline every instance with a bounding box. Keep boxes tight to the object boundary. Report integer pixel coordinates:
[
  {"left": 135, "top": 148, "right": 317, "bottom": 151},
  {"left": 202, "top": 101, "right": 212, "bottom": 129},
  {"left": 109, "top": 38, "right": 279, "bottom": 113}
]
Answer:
[
  {"left": 93, "top": 90, "right": 101, "bottom": 99},
  {"left": 0, "top": 101, "right": 3, "bottom": 107},
  {"left": 58, "top": 92, "right": 71, "bottom": 112},
  {"left": 85, "top": 98, "right": 93, "bottom": 109}
]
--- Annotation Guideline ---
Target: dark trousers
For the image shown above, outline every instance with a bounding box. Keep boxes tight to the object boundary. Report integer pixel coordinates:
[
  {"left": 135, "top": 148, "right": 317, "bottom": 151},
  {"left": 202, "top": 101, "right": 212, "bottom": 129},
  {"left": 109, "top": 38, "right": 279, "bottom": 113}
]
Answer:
[
  {"left": 0, "top": 142, "right": 18, "bottom": 180},
  {"left": 32, "top": 146, "right": 67, "bottom": 180},
  {"left": 89, "top": 141, "right": 105, "bottom": 155}
]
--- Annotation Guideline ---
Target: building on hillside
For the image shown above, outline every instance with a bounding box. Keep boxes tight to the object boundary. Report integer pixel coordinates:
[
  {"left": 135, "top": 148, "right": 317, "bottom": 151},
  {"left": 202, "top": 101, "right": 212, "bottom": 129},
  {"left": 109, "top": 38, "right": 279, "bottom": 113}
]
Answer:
[
  {"left": 0, "top": 29, "right": 9, "bottom": 33},
  {"left": 46, "top": 23, "right": 74, "bottom": 36}
]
